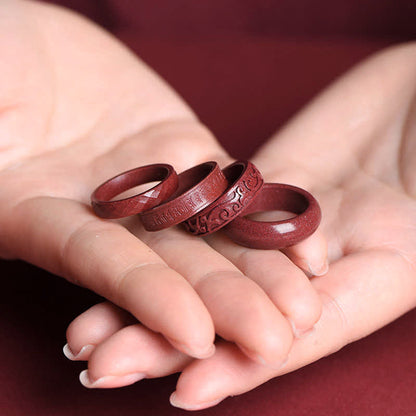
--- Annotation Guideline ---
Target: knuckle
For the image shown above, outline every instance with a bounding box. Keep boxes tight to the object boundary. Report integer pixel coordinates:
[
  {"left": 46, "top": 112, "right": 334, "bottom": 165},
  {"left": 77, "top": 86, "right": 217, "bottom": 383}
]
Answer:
[
  {"left": 112, "top": 262, "right": 163, "bottom": 306},
  {"left": 61, "top": 219, "right": 110, "bottom": 282},
  {"left": 237, "top": 250, "right": 275, "bottom": 275},
  {"left": 319, "top": 289, "right": 352, "bottom": 346}
]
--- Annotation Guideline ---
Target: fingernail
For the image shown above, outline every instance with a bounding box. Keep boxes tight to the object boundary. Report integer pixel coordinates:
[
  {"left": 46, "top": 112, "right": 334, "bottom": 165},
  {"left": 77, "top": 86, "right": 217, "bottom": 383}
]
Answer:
[
  {"left": 170, "top": 391, "right": 225, "bottom": 410},
  {"left": 63, "top": 343, "right": 94, "bottom": 360},
  {"left": 308, "top": 258, "right": 329, "bottom": 276},
  {"left": 298, "top": 325, "right": 316, "bottom": 338},
  {"left": 288, "top": 318, "right": 316, "bottom": 339},
  {"left": 166, "top": 337, "right": 216, "bottom": 359},
  {"left": 238, "top": 344, "right": 286, "bottom": 370},
  {"left": 238, "top": 344, "right": 267, "bottom": 365},
  {"left": 79, "top": 370, "right": 146, "bottom": 388}
]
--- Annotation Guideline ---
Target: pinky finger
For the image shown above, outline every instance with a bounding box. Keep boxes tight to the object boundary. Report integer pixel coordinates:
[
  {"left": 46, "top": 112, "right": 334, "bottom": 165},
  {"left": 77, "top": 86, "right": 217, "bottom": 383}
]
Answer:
[
  {"left": 80, "top": 323, "right": 192, "bottom": 388},
  {"left": 64, "top": 302, "right": 135, "bottom": 361}
]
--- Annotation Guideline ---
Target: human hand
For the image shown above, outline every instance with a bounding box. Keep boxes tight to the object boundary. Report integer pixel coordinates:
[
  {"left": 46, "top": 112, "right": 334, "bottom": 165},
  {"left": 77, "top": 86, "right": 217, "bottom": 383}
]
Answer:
[
  {"left": 0, "top": 0, "right": 326, "bottom": 380},
  {"left": 65, "top": 43, "right": 416, "bottom": 410}
]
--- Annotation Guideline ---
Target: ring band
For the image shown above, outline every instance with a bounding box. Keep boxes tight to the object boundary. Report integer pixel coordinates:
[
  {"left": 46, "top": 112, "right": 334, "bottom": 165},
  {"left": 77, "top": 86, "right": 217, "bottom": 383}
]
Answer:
[
  {"left": 91, "top": 163, "right": 178, "bottom": 219},
  {"left": 183, "top": 160, "right": 264, "bottom": 236},
  {"left": 223, "top": 183, "right": 321, "bottom": 249},
  {"left": 139, "top": 161, "right": 228, "bottom": 231}
]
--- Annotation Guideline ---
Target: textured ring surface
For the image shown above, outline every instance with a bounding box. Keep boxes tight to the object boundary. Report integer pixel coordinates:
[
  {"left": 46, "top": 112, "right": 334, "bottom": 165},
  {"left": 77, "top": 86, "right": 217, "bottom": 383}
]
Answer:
[
  {"left": 223, "top": 183, "right": 321, "bottom": 249},
  {"left": 139, "top": 161, "right": 228, "bottom": 231},
  {"left": 183, "top": 160, "right": 264, "bottom": 235},
  {"left": 91, "top": 163, "right": 178, "bottom": 219}
]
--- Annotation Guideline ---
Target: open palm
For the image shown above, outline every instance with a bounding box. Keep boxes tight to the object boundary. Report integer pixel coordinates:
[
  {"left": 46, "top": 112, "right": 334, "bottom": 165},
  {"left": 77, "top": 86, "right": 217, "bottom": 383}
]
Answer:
[
  {"left": 0, "top": 0, "right": 327, "bottom": 391},
  {"left": 66, "top": 39, "right": 416, "bottom": 409},
  {"left": 2, "top": 1, "right": 415, "bottom": 411},
  {"left": 0, "top": 0, "right": 227, "bottom": 361}
]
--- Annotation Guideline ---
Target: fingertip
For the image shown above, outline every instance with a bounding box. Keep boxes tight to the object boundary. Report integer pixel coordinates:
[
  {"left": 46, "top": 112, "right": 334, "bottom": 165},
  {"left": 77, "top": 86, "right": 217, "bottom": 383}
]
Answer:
[
  {"left": 79, "top": 369, "right": 145, "bottom": 389},
  {"left": 165, "top": 338, "right": 216, "bottom": 359},
  {"left": 65, "top": 302, "right": 133, "bottom": 360},
  {"left": 308, "top": 258, "right": 329, "bottom": 277},
  {"left": 288, "top": 317, "right": 317, "bottom": 339},
  {"left": 237, "top": 344, "right": 288, "bottom": 370},
  {"left": 284, "top": 284, "right": 323, "bottom": 336},
  {"left": 284, "top": 229, "right": 328, "bottom": 276},
  {"left": 171, "top": 342, "right": 271, "bottom": 409},
  {"left": 169, "top": 391, "right": 226, "bottom": 411},
  {"left": 63, "top": 343, "right": 75, "bottom": 360},
  {"left": 79, "top": 369, "right": 93, "bottom": 388},
  {"left": 63, "top": 343, "right": 94, "bottom": 361},
  {"left": 234, "top": 311, "right": 293, "bottom": 370}
]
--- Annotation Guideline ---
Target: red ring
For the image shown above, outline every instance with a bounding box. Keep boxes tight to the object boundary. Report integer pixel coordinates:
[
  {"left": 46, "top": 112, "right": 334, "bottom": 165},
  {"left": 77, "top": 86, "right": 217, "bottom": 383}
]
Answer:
[
  {"left": 91, "top": 164, "right": 178, "bottom": 219},
  {"left": 223, "top": 183, "right": 321, "bottom": 249},
  {"left": 139, "top": 161, "right": 228, "bottom": 231},
  {"left": 183, "top": 160, "right": 264, "bottom": 236}
]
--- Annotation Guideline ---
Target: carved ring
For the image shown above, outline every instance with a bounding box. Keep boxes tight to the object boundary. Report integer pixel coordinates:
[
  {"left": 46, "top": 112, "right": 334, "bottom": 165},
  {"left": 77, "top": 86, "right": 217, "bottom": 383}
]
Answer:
[
  {"left": 139, "top": 161, "right": 228, "bottom": 231},
  {"left": 183, "top": 160, "right": 264, "bottom": 235}
]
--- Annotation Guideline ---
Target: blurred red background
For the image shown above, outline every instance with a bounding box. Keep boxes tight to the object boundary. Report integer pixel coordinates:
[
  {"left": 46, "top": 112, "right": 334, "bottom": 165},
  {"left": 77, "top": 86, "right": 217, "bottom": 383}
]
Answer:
[{"left": 43, "top": 0, "right": 416, "bottom": 158}]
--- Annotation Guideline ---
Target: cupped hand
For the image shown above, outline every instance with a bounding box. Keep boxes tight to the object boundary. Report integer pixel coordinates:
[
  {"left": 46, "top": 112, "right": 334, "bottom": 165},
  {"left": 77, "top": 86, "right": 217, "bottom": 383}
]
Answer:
[
  {"left": 66, "top": 42, "right": 416, "bottom": 410},
  {"left": 0, "top": 0, "right": 325, "bottom": 382}
]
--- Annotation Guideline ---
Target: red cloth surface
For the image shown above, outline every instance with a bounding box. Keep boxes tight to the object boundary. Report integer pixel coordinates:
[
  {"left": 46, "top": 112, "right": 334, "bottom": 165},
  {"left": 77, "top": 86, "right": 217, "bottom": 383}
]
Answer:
[{"left": 2, "top": 1, "right": 416, "bottom": 415}]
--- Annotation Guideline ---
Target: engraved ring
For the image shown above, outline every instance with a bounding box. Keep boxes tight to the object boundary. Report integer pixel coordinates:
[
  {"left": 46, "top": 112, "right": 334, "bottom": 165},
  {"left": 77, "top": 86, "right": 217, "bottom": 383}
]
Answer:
[
  {"left": 183, "top": 160, "right": 264, "bottom": 236},
  {"left": 223, "top": 183, "right": 321, "bottom": 249},
  {"left": 91, "top": 163, "right": 178, "bottom": 219},
  {"left": 139, "top": 161, "right": 228, "bottom": 231}
]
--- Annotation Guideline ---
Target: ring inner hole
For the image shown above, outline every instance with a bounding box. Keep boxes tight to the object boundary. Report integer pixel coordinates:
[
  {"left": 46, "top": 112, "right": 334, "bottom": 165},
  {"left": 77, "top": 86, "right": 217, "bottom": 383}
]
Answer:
[
  {"left": 223, "top": 163, "right": 244, "bottom": 183},
  {"left": 97, "top": 167, "right": 168, "bottom": 201},
  {"left": 166, "top": 163, "right": 213, "bottom": 201},
  {"left": 244, "top": 188, "right": 308, "bottom": 221},
  {"left": 111, "top": 181, "right": 161, "bottom": 200},
  {"left": 247, "top": 210, "right": 296, "bottom": 221}
]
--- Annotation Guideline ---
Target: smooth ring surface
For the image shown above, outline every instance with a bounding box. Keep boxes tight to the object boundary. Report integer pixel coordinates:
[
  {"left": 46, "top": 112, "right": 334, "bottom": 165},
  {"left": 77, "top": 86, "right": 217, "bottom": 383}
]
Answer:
[
  {"left": 91, "top": 163, "right": 178, "bottom": 219},
  {"left": 183, "top": 160, "right": 264, "bottom": 235},
  {"left": 139, "top": 161, "right": 228, "bottom": 231},
  {"left": 223, "top": 183, "right": 321, "bottom": 249}
]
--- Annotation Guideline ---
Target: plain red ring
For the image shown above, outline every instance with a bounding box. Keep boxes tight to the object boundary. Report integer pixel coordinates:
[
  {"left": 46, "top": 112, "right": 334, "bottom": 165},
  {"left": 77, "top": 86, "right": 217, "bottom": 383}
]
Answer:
[
  {"left": 139, "top": 161, "right": 228, "bottom": 231},
  {"left": 223, "top": 183, "right": 321, "bottom": 249},
  {"left": 183, "top": 160, "right": 264, "bottom": 236},
  {"left": 91, "top": 163, "right": 178, "bottom": 219}
]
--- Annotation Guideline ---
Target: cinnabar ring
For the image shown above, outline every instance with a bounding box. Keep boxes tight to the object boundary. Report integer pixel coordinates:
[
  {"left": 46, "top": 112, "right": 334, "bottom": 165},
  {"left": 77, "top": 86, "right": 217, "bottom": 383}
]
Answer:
[
  {"left": 91, "top": 164, "right": 178, "bottom": 219},
  {"left": 139, "top": 161, "right": 228, "bottom": 231},
  {"left": 223, "top": 183, "right": 321, "bottom": 249},
  {"left": 183, "top": 160, "right": 264, "bottom": 236}
]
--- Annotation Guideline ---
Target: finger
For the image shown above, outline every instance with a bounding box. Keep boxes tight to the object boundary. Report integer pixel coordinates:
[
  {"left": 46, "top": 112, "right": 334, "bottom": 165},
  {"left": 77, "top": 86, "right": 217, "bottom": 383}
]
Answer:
[
  {"left": 64, "top": 301, "right": 135, "bottom": 361},
  {"left": 226, "top": 171, "right": 327, "bottom": 277},
  {"left": 79, "top": 323, "right": 192, "bottom": 389},
  {"left": 8, "top": 197, "right": 216, "bottom": 359},
  {"left": 129, "top": 222, "right": 294, "bottom": 369},
  {"left": 170, "top": 249, "right": 416, "bottom": 409},
  {"left": 282, "top": 229, "right": 328, "bottom": 277},
  {"left": 170, "top": 341, "right": 265, "bottom": 410},
  {"left": 207, "top": 233, "right": 322, "bottom": 336}
]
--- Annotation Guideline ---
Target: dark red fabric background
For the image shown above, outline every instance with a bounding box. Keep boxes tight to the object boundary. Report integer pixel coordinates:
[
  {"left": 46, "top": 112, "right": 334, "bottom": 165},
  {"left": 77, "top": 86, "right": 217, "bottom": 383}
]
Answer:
[{"left": 1, "top": 1, "right": 415, "bottom": 415}]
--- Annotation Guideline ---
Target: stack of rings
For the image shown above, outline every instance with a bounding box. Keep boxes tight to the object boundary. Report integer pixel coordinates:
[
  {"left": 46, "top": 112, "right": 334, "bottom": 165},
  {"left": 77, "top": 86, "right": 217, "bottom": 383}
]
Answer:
[{"left": 91, "top": 160, "right": 321, "bottom": 249}]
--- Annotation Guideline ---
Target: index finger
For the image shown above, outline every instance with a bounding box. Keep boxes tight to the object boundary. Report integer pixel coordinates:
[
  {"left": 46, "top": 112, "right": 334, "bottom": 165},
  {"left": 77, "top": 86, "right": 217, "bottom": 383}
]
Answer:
[{"left": 7, "top": 196, "right": 216, "bottom": 359}]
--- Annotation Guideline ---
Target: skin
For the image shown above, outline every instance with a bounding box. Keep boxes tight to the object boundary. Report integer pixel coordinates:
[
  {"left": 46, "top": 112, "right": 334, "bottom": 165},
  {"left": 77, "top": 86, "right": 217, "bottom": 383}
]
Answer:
[
  {"left": 2, "top": 1, "right": 416, "bottom": 411},
  {"left": 1, "top": 0, "right": 325, "bottom": 389},
  {"left": 67, "top": 39, "right": 416, "bottom": 410}
]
